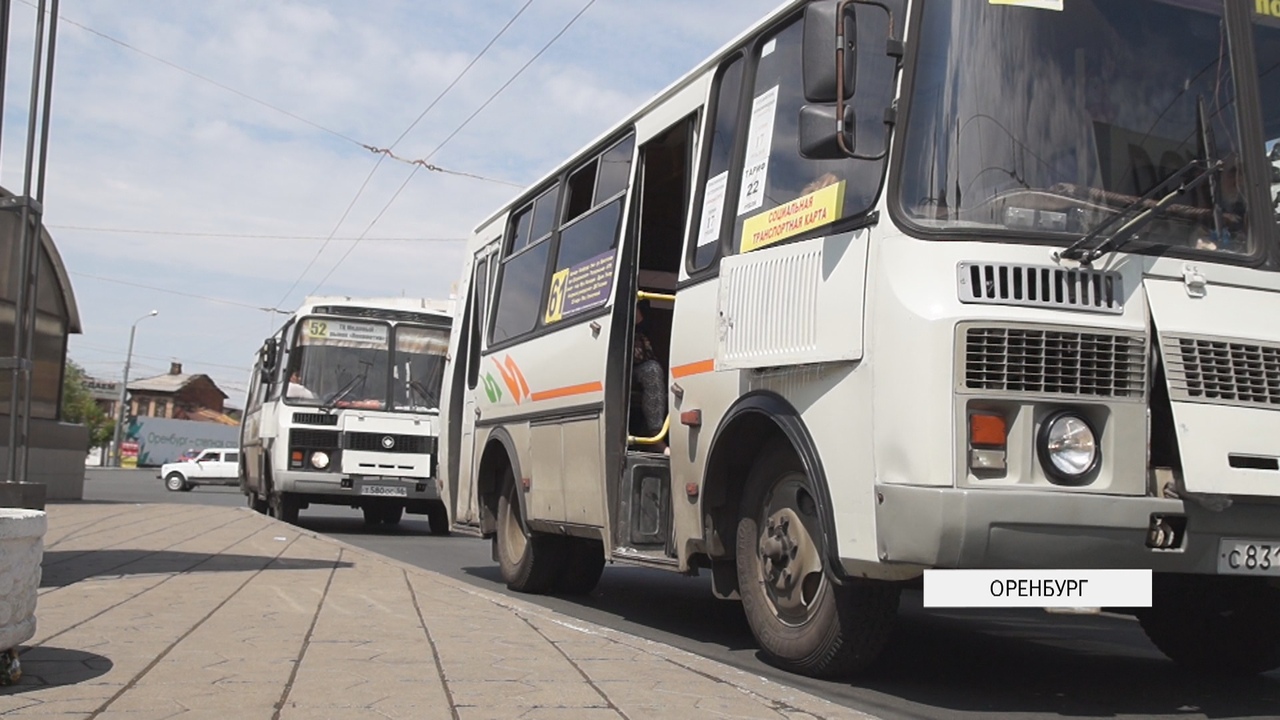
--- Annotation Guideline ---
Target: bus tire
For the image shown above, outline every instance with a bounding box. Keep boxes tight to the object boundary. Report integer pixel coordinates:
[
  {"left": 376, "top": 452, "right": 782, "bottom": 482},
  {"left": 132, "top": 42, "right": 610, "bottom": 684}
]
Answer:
[
  {"left": 556, "top": 538, "right": 606, "bottom": 596},
  {"left": 1137, "top": 573, "right": 1280, "bottom": 675},
  {"left": 735, "top": 441, "right": 898, "bottom": 678},
  {"left": 426, "top": 503, "right": 451, "bottom": 536},
  {"left": 496, "top": 477, "right": 564, "bottom": 594},
  {"left": 362, "top": 505, "right": 382, "bottom": 526},
  {"left": 381, "top": 505, "right": 404, "bottom": 526},
  {"left": 247, "top": 491, "right": 268, "bottom": 515},
  {"left": 272, "top": 492, "right": 301, "bottom": 525},
  {"left": 164, "top": 472, "right": 188, "bottom": 492}
]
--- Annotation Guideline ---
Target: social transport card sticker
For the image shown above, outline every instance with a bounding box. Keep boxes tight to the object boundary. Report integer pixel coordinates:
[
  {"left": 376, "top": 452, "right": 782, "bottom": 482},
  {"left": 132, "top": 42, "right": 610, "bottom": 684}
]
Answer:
[{"left": 740, "top": 180, "right": 847, "bottom": 254}]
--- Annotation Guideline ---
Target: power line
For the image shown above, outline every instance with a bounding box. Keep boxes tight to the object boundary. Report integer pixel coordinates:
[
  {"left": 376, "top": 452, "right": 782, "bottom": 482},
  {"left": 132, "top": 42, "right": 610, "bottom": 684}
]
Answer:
[
  {"left": 422, "top": 0, "right": 600, "bottom": 166},
  {"left": 309, "top": 0, "right": 599, "bottom": 296},
  {"left": 19, "top": 0, "right": 518, "bottom": 187},
  {"left": 48, "top": 225, "right": 466, "bottom": 243},
  {"left": 69, "top": 271, "right": 289, "bottom": 314},
  {"left": 70, "top": 343, "right": 251, "bottom": 373},
  {"left": 278, "top": 0, "right": 536, "bottom": 309}
]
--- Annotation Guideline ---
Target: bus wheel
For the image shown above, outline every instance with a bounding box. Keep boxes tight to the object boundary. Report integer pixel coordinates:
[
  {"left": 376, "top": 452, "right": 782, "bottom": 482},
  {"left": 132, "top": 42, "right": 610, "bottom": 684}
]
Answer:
[
  {"left": 556, "top": 538, "right": 606, "bottom": 596},
  {"left": 247, "top": 491, "right": 268, "bottom": 515},
  {"left": 426, "top": 503, "right": 451, "bottom": 537},
  {"left": 362, "top": 505, "right": 382, "bottom": 525},
  {"left": 271, "top": 492, "right": 301, "bottom": 525},
  {"left": 735, "top": 442, "right": 898, "bottom": 678},
  {"left": 496, "top": 477, "right": 564, "bottom": 594},
  {"left": 1137, "top": 573, "right": 1280, "bottom": 675},
  {"left": 381, "top": 505, "right": 404, "bottom": 526}
]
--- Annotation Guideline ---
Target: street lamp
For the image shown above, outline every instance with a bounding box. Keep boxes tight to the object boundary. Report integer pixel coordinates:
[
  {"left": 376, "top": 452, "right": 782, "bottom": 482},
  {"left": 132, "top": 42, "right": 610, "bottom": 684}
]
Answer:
[{"left": 111, "top": 310, "right": 158, "bottom": 467}]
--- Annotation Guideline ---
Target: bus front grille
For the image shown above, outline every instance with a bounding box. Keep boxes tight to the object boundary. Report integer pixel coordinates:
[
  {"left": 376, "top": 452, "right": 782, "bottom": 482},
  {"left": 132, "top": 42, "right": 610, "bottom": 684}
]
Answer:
[
  {"left": 289, "top": 428, "right": 340, "bottom": 449},
  {"left": 962, "top": 325, "right": 1146, "bottom": 400},
  {"left": 1163, "top": 334, "right": 1280, "bottom": 409},
  {"left": 344, "top": 432, "right": 435, "bottom": 454}
]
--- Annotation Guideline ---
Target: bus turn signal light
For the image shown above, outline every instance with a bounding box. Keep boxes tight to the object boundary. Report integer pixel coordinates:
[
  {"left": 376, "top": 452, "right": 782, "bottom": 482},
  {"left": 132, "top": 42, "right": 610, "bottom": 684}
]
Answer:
[{"left": 969, "top": 413, "right": 1007, "bottom": 448}]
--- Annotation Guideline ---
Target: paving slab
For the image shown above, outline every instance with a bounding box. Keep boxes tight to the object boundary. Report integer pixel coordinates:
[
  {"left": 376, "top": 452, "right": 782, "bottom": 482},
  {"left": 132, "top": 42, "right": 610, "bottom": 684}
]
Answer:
[{"left": 0, "top": 503, "right": 881, "bottom": 720}]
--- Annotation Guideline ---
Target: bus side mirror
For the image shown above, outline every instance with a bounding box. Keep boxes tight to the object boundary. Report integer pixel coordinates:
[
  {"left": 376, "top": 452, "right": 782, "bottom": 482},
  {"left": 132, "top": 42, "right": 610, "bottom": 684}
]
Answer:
[
  {"left": 799, "top": 104, "right": 856, "bottom": 159},
  {"left": 804, "top": 1, "right": 856, "bottom": 103},
  {"left": 259, "top": 338, "right": 278, "bottom": 380}
]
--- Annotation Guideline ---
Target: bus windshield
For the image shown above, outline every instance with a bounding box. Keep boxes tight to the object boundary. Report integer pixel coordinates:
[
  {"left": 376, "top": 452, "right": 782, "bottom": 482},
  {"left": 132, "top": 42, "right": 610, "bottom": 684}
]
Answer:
[
  {"left": 391, "top": 325, "right": 448, "bottom": 412},
  {"left": 897, "top": 0, "right": 1265, "bottom": 261},
  {"left": 288, "top": 318, "right": 391, "bottom": 410}
]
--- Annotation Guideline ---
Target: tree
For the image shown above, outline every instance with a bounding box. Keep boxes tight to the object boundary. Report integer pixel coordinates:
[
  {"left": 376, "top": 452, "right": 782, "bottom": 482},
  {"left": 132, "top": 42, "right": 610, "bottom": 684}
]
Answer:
[{"left": 61, "top": 360, "right": 114, "bottom": 450}]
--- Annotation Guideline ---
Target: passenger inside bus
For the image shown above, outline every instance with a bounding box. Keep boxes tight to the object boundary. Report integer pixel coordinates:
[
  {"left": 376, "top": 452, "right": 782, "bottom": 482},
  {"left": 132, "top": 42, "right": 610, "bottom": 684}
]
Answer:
[
  {"left": 286, "top": 371, "right": 316, "bottom": 400},
  {"left": 631, "top": 299, "right": 668, "bottom": 453}
]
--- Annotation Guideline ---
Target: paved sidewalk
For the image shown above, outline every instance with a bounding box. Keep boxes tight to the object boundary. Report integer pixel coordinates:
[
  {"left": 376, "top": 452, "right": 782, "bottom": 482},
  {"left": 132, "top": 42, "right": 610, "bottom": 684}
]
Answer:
[{"left": 1, "top": 502, "right": 880, "bottom": 719}]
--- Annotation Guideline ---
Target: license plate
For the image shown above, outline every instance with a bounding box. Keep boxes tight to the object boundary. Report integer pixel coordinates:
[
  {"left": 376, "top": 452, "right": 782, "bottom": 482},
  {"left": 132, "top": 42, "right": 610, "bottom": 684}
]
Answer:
[
  {"left": 1217, "top": 538, "right": 1280, "bottom": 576},
  {"left": 360, "top": 484, "right": 407, "bottom": 497}
]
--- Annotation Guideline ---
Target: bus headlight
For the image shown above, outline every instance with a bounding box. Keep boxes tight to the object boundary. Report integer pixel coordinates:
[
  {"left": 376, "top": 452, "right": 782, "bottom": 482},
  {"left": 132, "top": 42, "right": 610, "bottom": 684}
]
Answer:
[
  {"left": 310, "top": 451, "right": 330, "bottom": 470},
  {"left": 1038, "top": 411, "right": 1098, "bottom": 483}
]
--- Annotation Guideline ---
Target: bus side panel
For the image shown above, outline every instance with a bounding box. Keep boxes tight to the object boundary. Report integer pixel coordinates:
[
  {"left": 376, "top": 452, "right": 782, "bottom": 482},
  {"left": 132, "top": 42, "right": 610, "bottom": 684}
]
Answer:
[{"left": 667, "top": 279, "right": 740, "bottom": 565}]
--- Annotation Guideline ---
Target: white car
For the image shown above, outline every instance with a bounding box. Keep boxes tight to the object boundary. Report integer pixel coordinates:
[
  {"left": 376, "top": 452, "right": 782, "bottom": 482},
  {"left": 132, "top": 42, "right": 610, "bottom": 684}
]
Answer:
[{"left": 159, "top": 448, "right": 240, "bottom": 492}]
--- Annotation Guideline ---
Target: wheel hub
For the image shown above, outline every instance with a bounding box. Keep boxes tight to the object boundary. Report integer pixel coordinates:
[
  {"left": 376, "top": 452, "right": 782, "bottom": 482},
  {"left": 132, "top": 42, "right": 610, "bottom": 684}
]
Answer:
[{"left": 759, "top": 508, "right": 811, "bottom": 613}]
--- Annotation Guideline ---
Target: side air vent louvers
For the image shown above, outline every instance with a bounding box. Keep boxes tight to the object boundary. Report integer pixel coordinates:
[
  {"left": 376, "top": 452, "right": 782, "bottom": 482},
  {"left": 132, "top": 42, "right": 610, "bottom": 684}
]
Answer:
[
  {"left": 1163, "top": 334, "right": 1280, "bottom": 409},
  {"left": 959, "top": 263, "right": 1123, "bottom": 314},
  {"left": 963, "top": 326, "right": 1146, "bottom": 399}
]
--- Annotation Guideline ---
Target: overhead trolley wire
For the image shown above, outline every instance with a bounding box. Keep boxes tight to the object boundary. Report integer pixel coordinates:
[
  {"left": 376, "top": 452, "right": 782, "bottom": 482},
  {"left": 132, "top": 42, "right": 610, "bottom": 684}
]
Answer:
[
  {"left": 307, "top": 0, "right": 600, "bottom": 297},
  {"left": 18, "top": 0, "right": 517, "bottom": 187},
  {"left": 273, "top": 0, "right": 538, "bottom": 311},
  {"left": 70, "top": 271, "right": 290, "bottom": 314}
]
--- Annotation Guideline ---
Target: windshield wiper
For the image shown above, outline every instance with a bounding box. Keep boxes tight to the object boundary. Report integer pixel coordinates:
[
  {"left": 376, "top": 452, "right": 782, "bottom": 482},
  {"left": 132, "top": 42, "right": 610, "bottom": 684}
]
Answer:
[
  {"left": 1056, "top": 158, "right": 1221, "bottom": 265},
  {"left": 1058, "top": 96, "right": 1225, "bottom": 265},
  {"left": 321, "top": 362, "right": 370, "bottom": 411}
]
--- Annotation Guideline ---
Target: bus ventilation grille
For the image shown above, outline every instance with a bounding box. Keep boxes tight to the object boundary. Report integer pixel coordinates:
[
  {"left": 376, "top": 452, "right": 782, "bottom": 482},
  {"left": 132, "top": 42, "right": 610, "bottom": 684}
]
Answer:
[
  {"left": 963, "top": 325, "right": 1146, "bottom": 399},
  {"left": 958, "top": 262, "right": 1123, "bottom": 314},
  {"left": 1163, "top": 334, "right": 1280, "bottom": 409},
  {"left": 293, "top": 412, "right": 338, "bottom": 426}
]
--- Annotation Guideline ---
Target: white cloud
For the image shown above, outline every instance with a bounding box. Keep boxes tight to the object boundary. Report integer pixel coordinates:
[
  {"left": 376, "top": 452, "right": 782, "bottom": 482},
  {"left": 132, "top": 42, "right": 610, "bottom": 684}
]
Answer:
[{"left": 1, "top": 0, "right": 783, "bottom": 393}]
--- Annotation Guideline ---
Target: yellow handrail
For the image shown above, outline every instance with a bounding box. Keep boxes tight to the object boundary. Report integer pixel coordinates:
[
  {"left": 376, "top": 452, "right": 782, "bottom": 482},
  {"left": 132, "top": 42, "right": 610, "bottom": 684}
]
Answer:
[
  {"left": 637, "top": 290, "right": 675, "bottom": 303},
  {"left": 628, "top": 414, "right": 670, "bottom": 446}
]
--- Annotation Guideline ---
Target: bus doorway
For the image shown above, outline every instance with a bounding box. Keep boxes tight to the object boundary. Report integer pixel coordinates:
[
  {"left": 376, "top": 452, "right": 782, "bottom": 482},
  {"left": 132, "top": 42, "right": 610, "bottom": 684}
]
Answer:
[{"left": 615, "top": 115, "right": 695, "bottom": 562}]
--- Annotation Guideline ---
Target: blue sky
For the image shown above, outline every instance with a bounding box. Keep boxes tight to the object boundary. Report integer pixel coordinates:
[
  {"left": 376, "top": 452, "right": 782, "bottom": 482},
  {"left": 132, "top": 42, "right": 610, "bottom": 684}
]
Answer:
[{"left": 1, "top": 0, "right": 783, "bottom": 404}]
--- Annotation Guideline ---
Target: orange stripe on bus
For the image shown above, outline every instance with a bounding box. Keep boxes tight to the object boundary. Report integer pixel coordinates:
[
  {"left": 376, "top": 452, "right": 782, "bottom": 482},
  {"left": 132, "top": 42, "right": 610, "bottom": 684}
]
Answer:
[
  {"left": 672, "top": 359, "right": 715, "bottom": 378},
  {"left": 530, "top": 381, "right": 603, "bottom": 402}
]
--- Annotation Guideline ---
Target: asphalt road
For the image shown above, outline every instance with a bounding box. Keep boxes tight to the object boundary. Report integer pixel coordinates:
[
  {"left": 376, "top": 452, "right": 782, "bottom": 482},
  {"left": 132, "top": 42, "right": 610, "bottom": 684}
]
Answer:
[{"left": 78, "top": 468, "right": 1280, "bottom": 720}]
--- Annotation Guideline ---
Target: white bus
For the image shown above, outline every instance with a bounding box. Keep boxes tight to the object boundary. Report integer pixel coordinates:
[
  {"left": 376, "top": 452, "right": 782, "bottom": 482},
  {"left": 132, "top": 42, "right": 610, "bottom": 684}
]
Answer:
[
  {"left": 241, "top": 296, "right": 453, "bottom": 532},
  {"left": 440, "top": 0, "right": 1280, "bottom": 678}
]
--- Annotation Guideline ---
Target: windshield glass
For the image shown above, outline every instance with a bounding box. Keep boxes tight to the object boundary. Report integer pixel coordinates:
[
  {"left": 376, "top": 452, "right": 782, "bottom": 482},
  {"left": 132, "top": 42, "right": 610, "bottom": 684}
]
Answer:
[
  {"left": 898, "top": 0, "right": 1256, "bottom": 259},
  {"left": 287, "top": 318, "right": 390, "bottom": 410},
  {"left": 392, "top": 325, "right": 448, "bottom": 412},
  {"left": 1253, "top": 6, "right": 1280, "bottom": 228}
]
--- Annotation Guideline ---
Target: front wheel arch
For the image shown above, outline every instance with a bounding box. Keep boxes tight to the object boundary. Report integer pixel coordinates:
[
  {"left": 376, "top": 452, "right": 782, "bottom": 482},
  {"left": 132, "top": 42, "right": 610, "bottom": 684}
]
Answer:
[
  {"left": 701, "top": 392, "right": 845, "bottom": 595},
  {"left": 476, "top": 427, "right": 522, "bottom": 537}
]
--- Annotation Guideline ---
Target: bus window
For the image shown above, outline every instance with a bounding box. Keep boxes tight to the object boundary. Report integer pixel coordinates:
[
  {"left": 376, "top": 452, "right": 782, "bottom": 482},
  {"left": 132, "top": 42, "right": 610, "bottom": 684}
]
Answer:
[
  {"left": 730, "top": 8, "right": 896, "bottom": 254},
  {"left": 466, "top": 254, "right": 491, "bottom": 390},
  {"left": 543, "top": 135, "right": 635, "bottom": 327},
  {"left": 690, "top": 54, "right": 746, "bottom": 273},
  {"left": 393, "top": 325, "right": 449, "bottom": 411},
  {"left": 490, "top": 241, "right": 552, "bottom": 343},
  {"left": 492, "top": 184, "right": 561, "bottom": 343}
]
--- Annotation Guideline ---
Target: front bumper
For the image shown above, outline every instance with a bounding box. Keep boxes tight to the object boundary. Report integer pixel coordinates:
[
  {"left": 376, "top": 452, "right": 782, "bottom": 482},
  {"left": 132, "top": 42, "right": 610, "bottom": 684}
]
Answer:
[
  {"left": 273, "top": 470, "right": 440, "bottom": 502},
  {"left": 875, "top": 484, "right": 1280, "bottom": 574}
]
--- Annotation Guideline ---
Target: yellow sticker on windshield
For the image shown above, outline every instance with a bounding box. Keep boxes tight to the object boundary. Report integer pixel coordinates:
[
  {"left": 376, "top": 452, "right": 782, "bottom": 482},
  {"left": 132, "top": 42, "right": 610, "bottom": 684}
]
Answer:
[
  {"left": 989, "top": 0, "right": 1063, "bottom": 10},
  {"left": 740, "top": 180, "right": 845, "bottom": 254}
]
